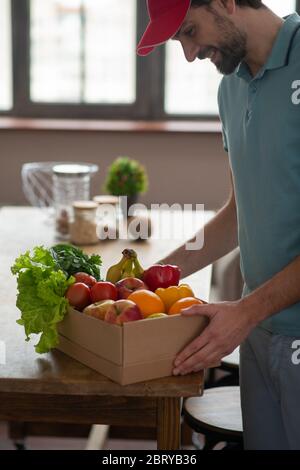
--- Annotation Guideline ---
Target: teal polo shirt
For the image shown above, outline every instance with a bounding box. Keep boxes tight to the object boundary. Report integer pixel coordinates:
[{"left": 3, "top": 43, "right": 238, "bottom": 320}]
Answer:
[{"left": 218, "top": 13, "right": 300, "bottom": 336}]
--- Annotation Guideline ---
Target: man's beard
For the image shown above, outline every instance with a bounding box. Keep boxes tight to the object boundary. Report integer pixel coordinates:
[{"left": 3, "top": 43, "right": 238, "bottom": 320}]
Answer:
[{"left": 198, "top": 9, "right": 247, "bottom": 75}]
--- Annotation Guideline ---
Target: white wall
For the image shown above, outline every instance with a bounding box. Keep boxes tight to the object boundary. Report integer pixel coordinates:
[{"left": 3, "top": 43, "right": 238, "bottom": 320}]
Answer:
[{"left": 0, "top": 129, "right": 231, "bottom": 211}]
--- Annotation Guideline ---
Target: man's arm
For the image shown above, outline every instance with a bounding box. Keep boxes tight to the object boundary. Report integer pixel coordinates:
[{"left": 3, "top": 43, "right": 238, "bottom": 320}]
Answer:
[
  {"left": 159, "top": 171, "right": 238, "bottom": 278},
  {"left": 173, "top": 254, "right": 300, "bottom": 376}
]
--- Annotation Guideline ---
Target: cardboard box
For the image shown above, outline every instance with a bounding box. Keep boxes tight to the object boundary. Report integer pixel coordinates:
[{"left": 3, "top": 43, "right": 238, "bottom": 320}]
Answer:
[{"left": 57, "top": 307, "right": 208, "bottom": 385}]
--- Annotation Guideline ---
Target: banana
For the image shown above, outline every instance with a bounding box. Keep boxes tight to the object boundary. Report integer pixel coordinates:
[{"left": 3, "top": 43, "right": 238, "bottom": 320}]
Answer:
[
  {"left": 106, "top": 248, "right": 145, "bottom": 283},
  {"left": 132, "top": 256, "right": 144, "bottom": 279},
  {"left": 106, "top": 253, "right": 129, "bottom": 283},
  {"left": 120, "top": 259, "right": 136, "bottom": 279}
]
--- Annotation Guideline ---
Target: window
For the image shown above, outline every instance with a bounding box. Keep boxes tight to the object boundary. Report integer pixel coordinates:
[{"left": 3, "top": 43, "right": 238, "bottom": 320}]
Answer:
[
  {"left": 165, "top": 0, "right": 298, "bottom": 116},
  {"left": 264, "top": 0, "right": 297, "bottom": 18},
  {"left": 165, "top": 41, "right": 222, "bottom": 116},
  {"left": 30, "top": 0, "right": 136, "bottom": 104},
  {"left": 0, "top": 0, "right": 12, "bottom": 111},
  {"left": 2, "top": 0, "right": 300, "bottom": 120}
]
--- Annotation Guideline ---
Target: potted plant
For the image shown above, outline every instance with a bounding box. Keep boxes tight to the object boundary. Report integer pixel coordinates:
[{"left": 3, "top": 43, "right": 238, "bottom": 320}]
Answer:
[{"left": 104, "top": 157, "right": 148, "bottom": 218}]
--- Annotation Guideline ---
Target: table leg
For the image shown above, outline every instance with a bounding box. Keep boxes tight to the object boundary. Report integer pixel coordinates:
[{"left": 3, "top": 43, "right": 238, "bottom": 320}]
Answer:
[
  {"left": 8, "top": 422, "right": 28, "bottom": 450},
  {"left": 157, "top": 397, "right": 181, "bottom": 450}
]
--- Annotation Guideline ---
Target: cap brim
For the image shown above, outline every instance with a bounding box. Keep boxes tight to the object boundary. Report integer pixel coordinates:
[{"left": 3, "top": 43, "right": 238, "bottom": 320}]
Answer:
[{"left": 137, "top": 0, "right": 191, "bottom": 56}]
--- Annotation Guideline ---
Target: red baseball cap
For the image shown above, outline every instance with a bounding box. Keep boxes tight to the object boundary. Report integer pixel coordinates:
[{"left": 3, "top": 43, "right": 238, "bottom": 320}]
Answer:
[{"left": 137, "top": 0, "right": 191, "bottom": 56}]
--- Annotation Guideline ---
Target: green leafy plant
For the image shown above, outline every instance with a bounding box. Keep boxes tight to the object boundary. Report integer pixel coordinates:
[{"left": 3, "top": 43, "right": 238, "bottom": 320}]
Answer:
[
  {"left": 50, "top": 244, "right": 102, "bottom": 280},
  {"left": 104, "top": 157, "right": 148, "bottom": 197}
]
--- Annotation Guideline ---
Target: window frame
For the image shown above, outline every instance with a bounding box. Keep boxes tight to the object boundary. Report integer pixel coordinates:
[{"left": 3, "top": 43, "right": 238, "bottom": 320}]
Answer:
[
  {"left": 1, "top": 0, "right": 300, "bottom": 120},
  {"left": 5, "top": 0, "right": 165, "bottom": 120}
]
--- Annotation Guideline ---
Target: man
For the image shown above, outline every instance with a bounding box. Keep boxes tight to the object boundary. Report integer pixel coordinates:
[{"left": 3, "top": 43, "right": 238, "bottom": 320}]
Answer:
[{"left": 137, "top": 0, "right": 300, "bottom": 450}]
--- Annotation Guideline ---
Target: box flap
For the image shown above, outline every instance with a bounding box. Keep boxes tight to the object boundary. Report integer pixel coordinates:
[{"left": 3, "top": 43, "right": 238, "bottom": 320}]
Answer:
[
  {"left": 58, "top": 307, "right": 123, "bottom": 365},
  {"left": 123, "top": 314, "right": 208, "bottom": 365}
]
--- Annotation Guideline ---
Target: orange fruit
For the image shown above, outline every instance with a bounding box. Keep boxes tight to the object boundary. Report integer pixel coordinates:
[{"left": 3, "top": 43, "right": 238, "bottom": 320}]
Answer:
[
  {"left": 127, "top": 289, "right": 166, "bottom": 318},
  {"left": 168, "top": 297, "right": 203, "bottom": 315}
]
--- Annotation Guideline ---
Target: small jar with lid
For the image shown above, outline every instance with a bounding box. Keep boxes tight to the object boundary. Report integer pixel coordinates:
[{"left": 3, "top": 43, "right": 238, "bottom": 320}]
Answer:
[
  {"left": 52, "top": 163, "right": 98, "bottom": 240},
  {"left": 69, "top": 201, "right": 99, "bottom": 246}
]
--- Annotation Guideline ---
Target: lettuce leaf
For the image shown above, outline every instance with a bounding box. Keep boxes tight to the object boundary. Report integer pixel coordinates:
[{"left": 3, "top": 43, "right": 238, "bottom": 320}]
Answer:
[{"left": 11, "top": 246, "right": 74, "bottom": 354}]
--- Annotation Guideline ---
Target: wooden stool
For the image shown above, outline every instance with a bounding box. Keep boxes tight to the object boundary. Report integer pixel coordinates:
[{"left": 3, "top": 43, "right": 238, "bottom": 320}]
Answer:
[{"left": 183, "top": 386, "right": 243, "bottom": 450}]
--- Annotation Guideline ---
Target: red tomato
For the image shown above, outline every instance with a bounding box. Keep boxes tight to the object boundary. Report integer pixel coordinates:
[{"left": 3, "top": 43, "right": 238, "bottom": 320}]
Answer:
[
  {"left": 66, "top": 283, "right": 92, "bottom": 311},
  {"left": 91, "top": 282, "right": 118, "bottom": 303},
  {"left": 74, "top": 272, "right": 97, "bottom": 288}
]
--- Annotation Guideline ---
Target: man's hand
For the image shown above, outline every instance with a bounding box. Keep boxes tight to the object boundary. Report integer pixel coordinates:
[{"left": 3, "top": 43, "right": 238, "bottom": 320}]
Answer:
[{"left": 173, "top": 300, "right": 256, "bottom": 376}]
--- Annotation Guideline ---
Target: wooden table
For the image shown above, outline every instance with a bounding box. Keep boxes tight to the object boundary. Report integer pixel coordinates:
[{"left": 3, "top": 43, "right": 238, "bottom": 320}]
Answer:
[{"left": 0, "top": 207, "right": 213, "bottom": 450}]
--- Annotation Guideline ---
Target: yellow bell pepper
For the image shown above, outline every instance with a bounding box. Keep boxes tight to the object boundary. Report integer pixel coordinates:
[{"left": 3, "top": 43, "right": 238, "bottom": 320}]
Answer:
[{"left": 155, "top": 284, "right": 194, "bottom": 312}]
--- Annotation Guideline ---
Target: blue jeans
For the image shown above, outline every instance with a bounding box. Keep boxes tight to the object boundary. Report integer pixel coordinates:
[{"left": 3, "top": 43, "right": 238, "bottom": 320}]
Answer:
[{"left": 240, "top": 326, "right": 300, "bottom": 449}]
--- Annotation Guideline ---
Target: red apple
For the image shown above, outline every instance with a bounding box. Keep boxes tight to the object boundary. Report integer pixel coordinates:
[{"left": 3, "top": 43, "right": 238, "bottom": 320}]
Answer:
[
  {"left": 90, "top": 281, "right": 118, "bottom": 303},
  {"left": 116, "top": 277, "right": 148, "bottom": 299},
  {"left": 104, "top": 299, "right": 143, "bottom": 325},
  {"left": 83, "top": 299, "right": 115, "bottom": 321},
  {"left": 66, "top": 282, "right": 92, "bottom": 311},
  {"left": 74, "top": 272, "right": 97, "bottom": 288}
]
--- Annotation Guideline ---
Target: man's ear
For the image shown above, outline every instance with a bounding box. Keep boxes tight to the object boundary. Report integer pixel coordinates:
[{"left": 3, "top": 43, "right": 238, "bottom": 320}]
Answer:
[{"left": 217, "top": 0, "right": 236, "bottom": 15}]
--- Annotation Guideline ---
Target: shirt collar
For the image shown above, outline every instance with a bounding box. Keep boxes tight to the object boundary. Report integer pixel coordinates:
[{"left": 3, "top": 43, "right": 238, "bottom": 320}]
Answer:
[{"left": 236, "top": 13, "right": 300, "bottom": 81}]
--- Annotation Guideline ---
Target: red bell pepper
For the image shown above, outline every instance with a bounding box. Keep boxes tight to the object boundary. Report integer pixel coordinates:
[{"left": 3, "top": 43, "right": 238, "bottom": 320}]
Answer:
[{"left": 142, "top": 264, "right": 181, "bottom": 291}]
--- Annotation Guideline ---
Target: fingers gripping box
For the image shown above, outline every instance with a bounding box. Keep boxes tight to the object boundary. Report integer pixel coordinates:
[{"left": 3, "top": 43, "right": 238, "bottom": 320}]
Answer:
[{"left": 57, "top": 307, "right": 208, "bottom": 385}]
